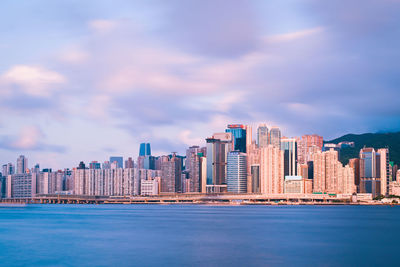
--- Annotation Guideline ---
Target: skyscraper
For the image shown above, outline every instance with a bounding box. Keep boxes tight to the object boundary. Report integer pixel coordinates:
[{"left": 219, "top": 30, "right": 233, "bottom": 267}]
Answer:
[
  {"left": 89, "top": 161, "right": 101, "bottom": 169},
  {"left": 125, "top": 157, "right": 134, "bottom": 168},
  {"left": 281, "top": 138, "right": 298, "bottom": 177},
  {"left": 109, "top": 157, "right": 123, "bottom": 168},
  {"left": 139, "top": 143, "right": 151, "bottom": 157},
  {"left": 206, "top": 133, "right": 232, "bottom": 186},
  {"left": 377, "top": 148, "right": 390, "bottom": 196},
  {"left": 16, "top": 155, "right": 28, "bottom": 174},
  {"left": 161, "top": 153, "right": 182, "bottom": 193},
  {"left": 2, "top": 163, "right": 15, "bottom": 176},
  {"left": 186, "top": 146, "right": 203, "bottom": 192},
  {"left": 298, "top": 134, "right": 323, "bottom": 165},
  {"left": 227, "top": 151, "right": 247, "bottom": 193},
  {"left": 225, "top": 124, "right": 247, "bottom": 153},
  {"left": 269, "top": 127, "right": 281, "bottom": 149},
  {"left": 246, "top": 142, "right": 260, "bottom": 193},
  {"left": 257, "top": 124, "right": 269, "bottom": 148},
  {"left": 260, "top": 145, "right": 284, "bottom": 194}
]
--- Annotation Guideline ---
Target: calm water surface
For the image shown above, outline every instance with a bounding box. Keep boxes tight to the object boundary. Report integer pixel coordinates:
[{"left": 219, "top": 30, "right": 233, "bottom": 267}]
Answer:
[{"left": 0, "top": 204, "right": 399, "bottom": 267}]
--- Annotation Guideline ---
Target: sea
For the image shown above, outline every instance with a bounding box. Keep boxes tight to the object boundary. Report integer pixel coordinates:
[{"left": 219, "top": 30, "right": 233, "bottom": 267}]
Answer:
[{"left": 0, "top": 204, "right": 399, "bottom": 267}]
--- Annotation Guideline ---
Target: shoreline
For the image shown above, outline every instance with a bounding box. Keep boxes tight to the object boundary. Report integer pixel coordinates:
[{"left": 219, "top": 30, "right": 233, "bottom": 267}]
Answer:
[{"left": 0, "top": 201, "right": 398, "bottom": 207}]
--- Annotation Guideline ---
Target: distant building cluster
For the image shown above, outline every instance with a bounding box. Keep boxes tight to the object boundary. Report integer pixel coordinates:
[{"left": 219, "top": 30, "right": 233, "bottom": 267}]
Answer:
[{"left": 1, "top": 125, "right": 399, "bottom": 200}]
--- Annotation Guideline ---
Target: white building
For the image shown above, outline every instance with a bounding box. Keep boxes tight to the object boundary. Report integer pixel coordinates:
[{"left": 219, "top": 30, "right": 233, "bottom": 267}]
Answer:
[{"left": 140, "top": 178, "right": 159, "bottom": 196}]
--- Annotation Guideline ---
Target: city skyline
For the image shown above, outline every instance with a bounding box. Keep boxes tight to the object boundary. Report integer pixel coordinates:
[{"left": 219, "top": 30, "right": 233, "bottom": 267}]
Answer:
[{"left": 1, "top": 1, "right": 400, "bottom": 169}]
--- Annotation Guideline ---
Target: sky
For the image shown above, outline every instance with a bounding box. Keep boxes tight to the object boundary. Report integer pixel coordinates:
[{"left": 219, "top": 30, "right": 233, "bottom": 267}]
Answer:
[{"left": 0, "top": 0, "right": 400, "bottom": 169}]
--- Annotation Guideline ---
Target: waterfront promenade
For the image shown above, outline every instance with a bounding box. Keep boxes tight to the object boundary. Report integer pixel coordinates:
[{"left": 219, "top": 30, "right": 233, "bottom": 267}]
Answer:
[{"left": 0, "top": 193, "right": 376, "bottom": 205}]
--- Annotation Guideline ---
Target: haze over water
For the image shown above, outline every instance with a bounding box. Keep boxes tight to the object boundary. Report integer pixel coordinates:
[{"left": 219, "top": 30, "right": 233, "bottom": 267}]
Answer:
[{"left": 0, "top": 205, "right": 399, "bottom": 266}]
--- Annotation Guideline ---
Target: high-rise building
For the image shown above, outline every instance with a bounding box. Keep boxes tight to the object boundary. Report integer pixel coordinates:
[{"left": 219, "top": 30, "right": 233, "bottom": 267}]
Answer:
[
  {"left": 281, "top": 138, "right": 298, "bottom": 177},
  {"left": 138, "top": 155, "right": 155, "bottom": 170},
  {"left": 89, "top": 161, "right": 101, "bottom": 169},
  {"left": 312, "top": 149, "right": 355, "bottom": 194},
  {"left": 226, "top": 124, "right": 247, "bottom": 153},
  {"left": 226, "top": 151, "right": 247, "bottom": 193},
  {"left": 377, "top": 148, "right": 390, "bottom": 196},
  {"left": 16, "top": 155, "right": 28, "bottom": 174},
  {"left": 125, "top": 157, "right": 134, "bottom": 168},
  {"left": 2, "top": 163, "right": 15, "bottom": 176},
  {"left": 206, "top": 133, "right": 232, "bottom": 186},
  {"left": 359, "top": 148, "right": 380, "bottom": 197},
  {"left": 74, "top": 162, "right": 88, "bottom": 195},
  {"left": 298, "top": 135, "right": 323, "bottom": 165},
  {"left": 161, "top": 153, "right": 182, "bottom": 193},
  {"left": 269, "top": 127, "right": 281, "bottom": 149},
  {"left": 109, "top": 157, "right": 123, "bottom": 168},
  {"left": 247, "top": 142, "right": 260, "bottom": 193},
  {"left": 257, "top": 124, "right": 269, "bottom": 148},
  {"left": 349, "top": 158, "right": 360, "bottom": 190},
  {"left": 186, "top": 146, "right": 203, "bottom": 192},
  {"left": 6, "top": 173, "right": 34, "bottom": 198},
  {"left": 251, "top": 164, "right": 260, "bottom": 193},
  {"left": 139, "top": 143, "right": 151, "bottom": 157},
  {"left": 200, "top": 156, "right": 207, "bottom": 193},
  {"left": 260, "top": 145, "right": 284, "bottom": 194}
]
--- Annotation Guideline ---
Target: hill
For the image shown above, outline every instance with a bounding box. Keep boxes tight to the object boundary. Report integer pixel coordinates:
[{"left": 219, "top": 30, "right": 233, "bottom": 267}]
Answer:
[{"left": 325, "top": 132, "right": 400, "bottom": 166}]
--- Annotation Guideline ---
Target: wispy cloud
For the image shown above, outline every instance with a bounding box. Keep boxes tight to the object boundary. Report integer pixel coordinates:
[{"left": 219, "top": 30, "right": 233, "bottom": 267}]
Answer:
[{"left": 0, "top": 65, "right": 66, "bottom": 97}]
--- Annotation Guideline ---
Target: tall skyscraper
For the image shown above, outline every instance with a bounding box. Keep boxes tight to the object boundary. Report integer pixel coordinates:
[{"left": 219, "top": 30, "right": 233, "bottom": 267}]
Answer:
[
  {"left": 161, "top": 153, "right": 182, "bottom": 193},
  {"left": 227, "top": 151, "right": 247, "bottom": 193},
  {"left": 260, "top": 145, "right": 284, "bottom": 194},
  {"left": 206, "top": 133, "right": 232, "bottom": 186},
  {"left": 378, "top": 148, "right": 390, "bottom": 196},
  {"left": 109, "top": 157, "right": 123, "bottom": 169},
  {"left": 225, "top": 124, "right": 247, "bottom": 153},
  {"left": 269, "top": 127, "right": 281, "bottom": 149},
  {"left": 2, "top": 163, "right": 15, "bottom": 176},
  {"left": 359, "top": 147, "right": 381, "bottom": 197},
  {"left": 281, "top": 138, "right": 298, "bottom": 177},
  {"left": 186, "top": 146, "right": 203, "bottom": 192},
  {"left": 349, "top": 158, "right": 360, "bottom": 190},
  {"left": 246, "top": 142, "right": 260, "bottom": 193},
  {"left": 139, "top": 143, "right": 151, "bottom": 157},
  {"left": 16, "top": 155, "right": 28, "bottom": 174},
  {"left": 257, "top": 124, "right": 269, "bottom": 148}
]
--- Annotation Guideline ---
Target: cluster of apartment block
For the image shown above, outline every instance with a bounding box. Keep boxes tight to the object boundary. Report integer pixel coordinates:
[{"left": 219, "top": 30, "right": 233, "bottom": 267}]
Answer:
[{"left": 1, "top": 125, "right": 399, "bottom": 199}]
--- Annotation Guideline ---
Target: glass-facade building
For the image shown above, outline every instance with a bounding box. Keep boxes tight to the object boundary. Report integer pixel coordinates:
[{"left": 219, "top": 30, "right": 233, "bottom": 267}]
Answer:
[
  {"left": 257, "top": 125, "right": 269, "bottom": 148},
  {"left": 225, "top": 125, "right": 247, "bottom": 153},
  {"left": 139, "top": 143, "right": 151, "bottom": 157},
  {"left": 227, "top": 151, "right": 247, "bottom": 193},
  {"left": 281, "top": 139, "right": 298, "bottom": 177},
  {"left": 109, "top": 157, "right": 123, "bottom": 168},
  {"left": 269, "top": 127, "right": 281, "bottom": 148}
]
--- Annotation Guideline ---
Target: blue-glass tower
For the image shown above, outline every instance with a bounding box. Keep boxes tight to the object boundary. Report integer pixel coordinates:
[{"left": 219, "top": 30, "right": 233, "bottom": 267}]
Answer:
[
  {"left": 139, "top": 143, "right": 152, "bottom": 156},
  {"left": 225, "top": 124, "right": 247, "bottom": 153}
]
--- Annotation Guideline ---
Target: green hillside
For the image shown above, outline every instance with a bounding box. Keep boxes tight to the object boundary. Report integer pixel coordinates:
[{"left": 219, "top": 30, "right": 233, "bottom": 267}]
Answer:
[{"left": 326, "top": 132, "right": 400, "bottom": 166}]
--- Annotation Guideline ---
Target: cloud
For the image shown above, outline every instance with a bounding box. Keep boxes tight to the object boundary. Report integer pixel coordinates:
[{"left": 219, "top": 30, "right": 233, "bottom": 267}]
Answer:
[
  {"left": 161, "top": 0, "right": 260, "bottom": 58},
  {"left": 0, "top": 65, "right": 66, "bottom": 97},
  {"left": 88, "top": 19, "right": 118, "bottom": 34},
  {"left": 59, "top": 48, "right": 89, "bottom": 64},
  {"left": 264, "top": 27, "right": 324, "bottom": 43},
  {"left": 0, "top": 125, "right": 66, "bottom": 153},
  {"left": 2, "top": 1, "right": 400, "bottom": 168}
]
